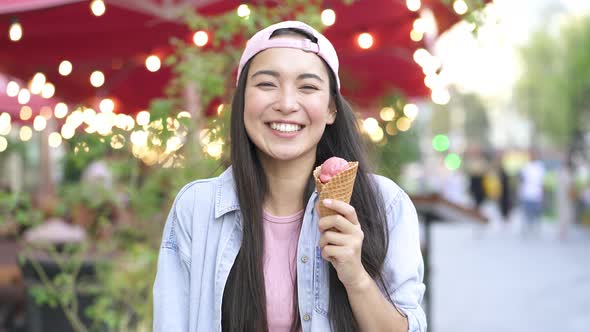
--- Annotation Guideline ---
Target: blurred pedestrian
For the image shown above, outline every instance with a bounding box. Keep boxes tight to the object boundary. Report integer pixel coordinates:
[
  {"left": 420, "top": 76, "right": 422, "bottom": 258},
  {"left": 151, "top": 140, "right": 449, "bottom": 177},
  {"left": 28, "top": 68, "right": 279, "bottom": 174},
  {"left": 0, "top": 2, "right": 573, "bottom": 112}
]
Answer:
[{"left": 518, "top": 151, "right": 545, "bottom": 233}]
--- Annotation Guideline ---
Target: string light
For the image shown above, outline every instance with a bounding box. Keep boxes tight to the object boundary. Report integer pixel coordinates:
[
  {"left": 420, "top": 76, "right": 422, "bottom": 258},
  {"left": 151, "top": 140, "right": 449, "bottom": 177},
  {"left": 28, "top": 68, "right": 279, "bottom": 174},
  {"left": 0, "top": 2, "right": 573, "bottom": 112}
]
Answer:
[
  {"left": 0, "top": 113, "right": 11, "bottom": 136},
  {"left": 369, "top": 127, "right": 384, "bottom": 142},
  {"left": 9, "top": 20, "right": 22, "bottom": 42},
  {"left": 20, "top": 126, "right": 33, "bottom": 142},
  {"left": 59, "top": 60, "right": 73, "bottom": 76},
  {"left": 0, "top": 137, "right": 7, "bottom": 153},
  {"left": 396, "top": 117, "right": 412, "bottom": 132},
  {"left": 40, "top": 106, "right": 53, "bottom": 119},
  {"left": 362, "top": 117, "right": 379, "bottom": 133},
  {"left": 61, "top": 124, "right": 75, "bottom": 140},
  {"left": 6, "top": 81, "right": 19, "bottom": 97},
  {"left": 48, "top": 132, "right": 62, "bottom": 148},
  {"left": 413, "top": 48, "right": 431, "bottom": 66},
  {"left": 379, "top": 107, "right": 395, "bottom": 121},
  {"left": 41, "top": 82, "right": 55, "bottom": 98},
  {"left": 410, "top": 30, "right": 424, "bottom": 42},
  {"left": 136, "top": 110, "right": 150, "bottom": 126},
  {"left": 17, "top": 89, "right": 31, "bottom": 104},
  {"left": 321, "top": 9, "right": 336, "bottom": 26},
  {"left": 193, "top": 31, "right": 209, "bottom": 47},
  {"left": 54, "top": 103, "right": 68, "bottom": 119},
  {"left": 237, "top": 4, "right": 251, "bottom": 17},
  {"left": 403, "top": 104, "right": 419, "bottom": 119},
  {"left": 145, "top": 55, "right": 161, "bottom": 72},
  {"left": 357, "top": 32, "right": 374, "bottom": 50},
  {"left": 453, "top": 0, "right": 468, "bottom": 15},
  {"left": 20, "top": 106, "right": 32, "bottom": 120},
  {"left": 110, "top": 134, "right": 126, "bottom": 149},
  {"left": 99, "top": 98, "right": 115, "bottom": 113},
  {"left": 30, "top": 73, "right": 46, "bottom": 94},
  {"left": 406, "top": 0, "right": 421, "bottom": 12},
  {"left": 90, "top": 0, "right": 106, "bottom": 16},
  {"left": 177, "top": 111, "right": 191, "bottom": 119},
  {"left": 33, "top": 115, "right": 47, "bottom": 131},
  {"left": 90, "top": 70, "right": 105, "bottom": 87}
]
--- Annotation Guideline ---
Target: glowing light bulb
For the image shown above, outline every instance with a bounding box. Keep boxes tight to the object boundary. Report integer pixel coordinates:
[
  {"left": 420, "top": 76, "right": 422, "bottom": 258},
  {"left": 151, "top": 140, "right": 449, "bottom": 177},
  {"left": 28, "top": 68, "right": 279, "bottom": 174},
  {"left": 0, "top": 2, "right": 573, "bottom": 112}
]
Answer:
[
  {"left": 406, "top": 0, "right": 421, "bottom": 12},
  {"left": 61, "top": 124, "right": 75, "bottom": 139},
  {"left": 357, "top": 32, "right": 374, "bottom": 50},
  {"left": 237, "top": 4, "right": 251, "bottom": 17},
  {"left": 145, "top": 55, "right": 161, "bottom": 72},
  {"left": 33, "top": 115, "right": 47, "bottom": 131},
  {"left": 99, "top": 98, "right": 115, "bottom": 113},
  {"left": 41, "top": 83, "right": 55, "bottom": 98},
  {"left": 20, "top": 126, "right": 33, "bottom": 141},
  {"left": 193, "top": 31, "right": 209, "bottom": 47},
  {"left": 6, "top": 81, "right": 19, "bottom": 97},
  {"left": 48, "top": 132, "right": 62, "bottom": 148},
  {"left": 90, "top": 70, "right": 105, "bottom": 87},
  {"left": 18, "top": 89, "right": 30, "bottom": 105},
  {"left": 20, "top": 106, "right": 32, "bottom": 120},
  {"left": 453, "top": 0, "right": 468, "bottom": 15},
  {"left": 90, "top": 0, "right": 106, "bottom": 16},
  {"left": 9, "top": 22, "right": 22, "bottom": 41},
  {"left": 0, "top": 137, "right": 7, "bottom": 152},
  {"left": 59, "top": 60, "right": 73, "bottom": 76},
  {"left": 321, "top": 9, "right": 336, "bottom": 26},
  {"left": 403, "top": 104, "right": 419, "bottom": 119},
  {"left": 54, "top": 103, "right": 68, "bottom": 119},
  {"left": 30, "top": 73, "right": 46, "bottom": 94},
  {"left": 136, "top": 110, "right": 150, "bottom": 126}
]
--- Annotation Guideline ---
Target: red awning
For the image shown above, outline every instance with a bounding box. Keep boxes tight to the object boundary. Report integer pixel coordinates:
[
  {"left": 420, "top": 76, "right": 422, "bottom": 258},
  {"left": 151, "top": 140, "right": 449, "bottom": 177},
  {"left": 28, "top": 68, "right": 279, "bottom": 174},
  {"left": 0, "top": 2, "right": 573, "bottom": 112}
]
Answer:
[{"left": 0, "top": 0, "right": 480, "bottom": 117}]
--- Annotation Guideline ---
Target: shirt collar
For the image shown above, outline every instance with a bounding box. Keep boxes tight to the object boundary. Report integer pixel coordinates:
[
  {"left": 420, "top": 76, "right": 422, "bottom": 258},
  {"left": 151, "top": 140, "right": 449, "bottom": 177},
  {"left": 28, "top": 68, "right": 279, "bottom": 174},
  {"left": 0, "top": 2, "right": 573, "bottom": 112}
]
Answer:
[{"left": 214, "top": 166, "right": 240, "bottom": 219}]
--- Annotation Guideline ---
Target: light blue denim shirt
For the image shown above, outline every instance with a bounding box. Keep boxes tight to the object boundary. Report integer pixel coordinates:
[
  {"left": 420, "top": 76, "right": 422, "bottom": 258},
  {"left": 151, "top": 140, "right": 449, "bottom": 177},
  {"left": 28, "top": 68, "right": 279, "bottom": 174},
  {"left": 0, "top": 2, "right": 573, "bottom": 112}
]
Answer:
[{"left": 153, "top": 166, "right": 427, "bottom": 332}]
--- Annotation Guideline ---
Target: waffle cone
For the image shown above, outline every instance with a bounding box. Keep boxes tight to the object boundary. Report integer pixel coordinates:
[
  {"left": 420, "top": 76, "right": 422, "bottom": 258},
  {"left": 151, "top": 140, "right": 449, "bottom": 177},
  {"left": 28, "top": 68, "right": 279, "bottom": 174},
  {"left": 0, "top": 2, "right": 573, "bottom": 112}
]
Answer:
[{"left": 313, "top": 161, "right": 359, "bottom": 218}]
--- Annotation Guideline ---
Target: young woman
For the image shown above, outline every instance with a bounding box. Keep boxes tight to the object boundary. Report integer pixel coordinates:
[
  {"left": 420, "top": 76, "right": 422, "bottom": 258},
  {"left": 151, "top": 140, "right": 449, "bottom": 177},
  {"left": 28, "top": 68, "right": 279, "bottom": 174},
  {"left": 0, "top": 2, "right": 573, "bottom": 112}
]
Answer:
[{"left": 153, "top": 21, "right": 426, "bottom": 332}]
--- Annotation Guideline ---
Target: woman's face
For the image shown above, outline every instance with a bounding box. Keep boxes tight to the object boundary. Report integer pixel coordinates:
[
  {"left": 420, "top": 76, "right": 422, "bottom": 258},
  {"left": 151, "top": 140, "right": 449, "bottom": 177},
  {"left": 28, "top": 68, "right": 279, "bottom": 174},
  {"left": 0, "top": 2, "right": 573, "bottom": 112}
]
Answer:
[{"left": 243, "top": 40, "right": 335, "bottom": 165}]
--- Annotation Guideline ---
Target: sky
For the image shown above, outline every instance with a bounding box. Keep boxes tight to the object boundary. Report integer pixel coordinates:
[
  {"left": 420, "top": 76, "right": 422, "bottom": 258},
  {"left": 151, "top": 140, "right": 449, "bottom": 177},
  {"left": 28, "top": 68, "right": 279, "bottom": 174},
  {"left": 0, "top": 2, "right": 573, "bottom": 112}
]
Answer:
[{"left": 435, "top": 0, "right": 590, "bottom": 98}]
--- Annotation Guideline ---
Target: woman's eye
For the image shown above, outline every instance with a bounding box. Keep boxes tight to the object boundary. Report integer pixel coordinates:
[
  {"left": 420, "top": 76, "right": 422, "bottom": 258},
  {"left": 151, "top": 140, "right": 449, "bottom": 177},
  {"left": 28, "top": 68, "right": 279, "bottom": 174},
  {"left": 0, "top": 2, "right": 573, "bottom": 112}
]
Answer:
[
  {"left": 256, "top": 82, "right": 275, "bottom": 87},
  {"left": 301, "top": 85, "right": 318, "bottom": 90}
]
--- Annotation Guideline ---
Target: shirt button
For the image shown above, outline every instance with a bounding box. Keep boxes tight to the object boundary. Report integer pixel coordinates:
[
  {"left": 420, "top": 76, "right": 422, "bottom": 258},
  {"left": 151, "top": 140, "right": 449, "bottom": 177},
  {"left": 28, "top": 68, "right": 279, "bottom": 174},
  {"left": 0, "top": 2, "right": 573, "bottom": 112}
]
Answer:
[
  {"left": 301, "top": 255, "right": 309, "bottom": 263},
  {"left": 303, "top": 313, "right": 311, "bottom": 321}
]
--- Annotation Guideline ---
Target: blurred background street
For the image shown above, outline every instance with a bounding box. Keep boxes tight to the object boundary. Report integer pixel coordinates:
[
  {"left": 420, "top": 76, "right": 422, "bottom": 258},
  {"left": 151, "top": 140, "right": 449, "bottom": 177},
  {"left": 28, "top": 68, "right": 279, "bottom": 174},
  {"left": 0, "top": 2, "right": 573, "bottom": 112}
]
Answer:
[{"left": 432, "top": 219, "right": 590, "bottom": 332}]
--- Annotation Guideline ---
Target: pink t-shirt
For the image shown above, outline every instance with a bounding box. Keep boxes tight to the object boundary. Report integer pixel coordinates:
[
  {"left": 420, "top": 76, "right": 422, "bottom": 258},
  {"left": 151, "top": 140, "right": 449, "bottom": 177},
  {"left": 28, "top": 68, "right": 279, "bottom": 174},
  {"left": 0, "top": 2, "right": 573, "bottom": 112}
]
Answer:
[{"left": 262, "top": 209, "right": 303, "bottom": 332}]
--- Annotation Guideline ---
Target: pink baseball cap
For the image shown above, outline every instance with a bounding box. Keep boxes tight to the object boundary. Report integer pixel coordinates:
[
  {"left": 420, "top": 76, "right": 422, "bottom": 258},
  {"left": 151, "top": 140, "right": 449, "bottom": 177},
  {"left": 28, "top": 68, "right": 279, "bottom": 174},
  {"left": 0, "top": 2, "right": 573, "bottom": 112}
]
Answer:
[{"left": 236, "top": 20, "right": 340, "bottom": 90}]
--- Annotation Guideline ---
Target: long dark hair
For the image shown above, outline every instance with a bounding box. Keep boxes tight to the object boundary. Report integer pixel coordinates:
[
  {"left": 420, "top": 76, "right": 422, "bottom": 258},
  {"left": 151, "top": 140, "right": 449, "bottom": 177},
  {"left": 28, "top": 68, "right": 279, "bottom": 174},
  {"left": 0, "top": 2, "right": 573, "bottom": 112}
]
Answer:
[{"left": 222, "top": 28, "right": 391, "bottom": 332}]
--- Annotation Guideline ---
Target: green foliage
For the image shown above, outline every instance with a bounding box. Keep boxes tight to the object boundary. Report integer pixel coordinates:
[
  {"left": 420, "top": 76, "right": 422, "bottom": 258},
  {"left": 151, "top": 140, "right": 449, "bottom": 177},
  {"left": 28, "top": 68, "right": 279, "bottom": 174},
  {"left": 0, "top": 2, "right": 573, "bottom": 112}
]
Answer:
[
  {"left": 373, "top": 129, "right": 421, "bottom": 181},
  {"left": 515, "top": 15, "right": 590, "bottom": 147},
  {"left": 0, "top": 191, "right": 42, "bottom": 230}
]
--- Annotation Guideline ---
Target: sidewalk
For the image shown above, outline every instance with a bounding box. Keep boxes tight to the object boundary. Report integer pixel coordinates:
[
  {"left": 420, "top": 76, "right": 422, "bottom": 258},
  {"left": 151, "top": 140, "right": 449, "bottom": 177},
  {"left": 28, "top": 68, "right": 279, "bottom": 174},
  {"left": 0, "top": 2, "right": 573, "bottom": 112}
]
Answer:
[{"left": 430, "top": 220, "right": 590, "bottom": 332}]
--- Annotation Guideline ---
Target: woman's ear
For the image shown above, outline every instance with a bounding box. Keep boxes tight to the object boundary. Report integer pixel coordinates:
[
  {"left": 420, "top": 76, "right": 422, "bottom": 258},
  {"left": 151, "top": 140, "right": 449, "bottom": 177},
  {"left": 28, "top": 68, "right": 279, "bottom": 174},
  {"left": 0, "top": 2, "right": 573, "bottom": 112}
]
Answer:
[{"left": 326, "top": 101, "right": 337, "bottom": 125}]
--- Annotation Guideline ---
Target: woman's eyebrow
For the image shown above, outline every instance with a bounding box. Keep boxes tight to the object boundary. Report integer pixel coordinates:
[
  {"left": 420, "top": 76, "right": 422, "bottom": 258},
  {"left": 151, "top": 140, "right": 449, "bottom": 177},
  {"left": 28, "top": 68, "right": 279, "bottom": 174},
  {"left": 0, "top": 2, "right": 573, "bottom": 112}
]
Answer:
[
  {"left": 251, "top": 70, "right": 279, "bottom": 79},
  {"left": 250, "top": 70, "right": 324, "bottom": 83},
  {"left": 297, "top": 73, "right": 324, "bottom": 82}
]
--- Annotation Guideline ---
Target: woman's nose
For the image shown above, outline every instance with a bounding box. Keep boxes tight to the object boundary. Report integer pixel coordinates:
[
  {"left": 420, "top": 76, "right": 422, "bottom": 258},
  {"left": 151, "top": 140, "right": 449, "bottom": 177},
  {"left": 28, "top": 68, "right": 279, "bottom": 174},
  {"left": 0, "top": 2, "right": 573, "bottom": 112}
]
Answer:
[{"left": 274, "top": 87, "right": 300, "bottom": 113}]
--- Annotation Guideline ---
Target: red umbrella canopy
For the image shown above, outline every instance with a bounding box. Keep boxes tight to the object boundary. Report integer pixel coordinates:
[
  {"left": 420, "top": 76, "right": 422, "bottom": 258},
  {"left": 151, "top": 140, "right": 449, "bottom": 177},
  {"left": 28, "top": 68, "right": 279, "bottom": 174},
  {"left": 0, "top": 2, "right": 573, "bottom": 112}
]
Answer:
[{"left": 0, "top": 0, "right": 480, "bottom": 117}]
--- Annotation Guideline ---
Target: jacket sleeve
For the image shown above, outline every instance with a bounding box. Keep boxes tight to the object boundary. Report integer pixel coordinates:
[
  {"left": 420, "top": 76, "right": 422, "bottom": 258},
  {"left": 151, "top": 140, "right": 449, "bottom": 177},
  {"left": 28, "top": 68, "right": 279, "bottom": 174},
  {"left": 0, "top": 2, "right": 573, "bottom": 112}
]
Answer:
[
  {"left": 153, "top": 184, "right": 195, "bottom": 332},
  {"left": 382, "top": 190, "right": 427, "bottom": 332}
]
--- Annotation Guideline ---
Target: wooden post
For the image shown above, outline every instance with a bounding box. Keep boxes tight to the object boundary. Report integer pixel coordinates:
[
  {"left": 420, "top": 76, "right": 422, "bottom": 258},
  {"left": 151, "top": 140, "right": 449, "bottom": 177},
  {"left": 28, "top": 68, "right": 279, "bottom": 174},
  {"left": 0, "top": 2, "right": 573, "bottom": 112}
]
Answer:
[{"left": 184, "top": 82, "right": 203, "bottom": 162}]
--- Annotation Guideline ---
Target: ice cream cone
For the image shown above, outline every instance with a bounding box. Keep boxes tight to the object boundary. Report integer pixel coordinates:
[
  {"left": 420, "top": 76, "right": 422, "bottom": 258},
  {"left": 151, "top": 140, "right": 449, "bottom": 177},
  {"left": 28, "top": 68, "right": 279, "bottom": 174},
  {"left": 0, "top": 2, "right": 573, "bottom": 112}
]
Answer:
[{"left": 313, "top": 161, "right": 358, "bottom": 217}]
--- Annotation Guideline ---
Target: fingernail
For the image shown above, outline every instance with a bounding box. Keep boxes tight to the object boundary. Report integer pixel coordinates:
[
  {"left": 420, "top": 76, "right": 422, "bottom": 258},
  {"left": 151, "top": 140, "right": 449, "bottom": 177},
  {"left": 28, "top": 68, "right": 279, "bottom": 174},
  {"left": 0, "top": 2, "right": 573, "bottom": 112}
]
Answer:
[{"left": 323, "top": 199, "right": 332, "bottom": 206}]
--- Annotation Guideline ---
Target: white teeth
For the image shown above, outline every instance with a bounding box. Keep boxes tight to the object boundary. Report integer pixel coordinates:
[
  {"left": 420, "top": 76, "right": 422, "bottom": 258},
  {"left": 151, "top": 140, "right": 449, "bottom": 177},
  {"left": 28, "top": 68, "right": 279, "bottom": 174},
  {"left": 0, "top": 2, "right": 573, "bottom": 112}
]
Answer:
[{"left": 269, "top": 122, "right": 302, "bottom": 133}]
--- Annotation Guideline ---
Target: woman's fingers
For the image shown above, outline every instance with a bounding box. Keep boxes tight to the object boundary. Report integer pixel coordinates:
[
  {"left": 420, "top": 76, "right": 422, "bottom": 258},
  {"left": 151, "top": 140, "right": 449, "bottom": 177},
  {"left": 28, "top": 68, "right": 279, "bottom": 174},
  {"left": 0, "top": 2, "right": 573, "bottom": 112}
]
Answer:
[{"left": 318, "top": 230, "right": 350, "bottom": 248}]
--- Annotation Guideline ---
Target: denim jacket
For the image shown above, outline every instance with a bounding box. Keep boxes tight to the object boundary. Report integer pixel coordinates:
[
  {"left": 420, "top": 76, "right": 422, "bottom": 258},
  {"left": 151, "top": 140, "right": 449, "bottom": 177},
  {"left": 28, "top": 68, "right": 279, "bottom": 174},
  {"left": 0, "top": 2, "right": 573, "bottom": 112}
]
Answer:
[{"left": 153, "top": 167, "right": 427, "bottom": 332}]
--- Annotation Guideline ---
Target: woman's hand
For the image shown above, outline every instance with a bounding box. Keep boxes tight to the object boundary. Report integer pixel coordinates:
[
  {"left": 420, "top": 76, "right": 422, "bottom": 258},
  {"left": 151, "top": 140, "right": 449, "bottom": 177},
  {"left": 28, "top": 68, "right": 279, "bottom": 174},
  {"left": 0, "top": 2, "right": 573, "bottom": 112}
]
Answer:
[{"left": 317, "top": 199, "right": 371, "bottom": 289}]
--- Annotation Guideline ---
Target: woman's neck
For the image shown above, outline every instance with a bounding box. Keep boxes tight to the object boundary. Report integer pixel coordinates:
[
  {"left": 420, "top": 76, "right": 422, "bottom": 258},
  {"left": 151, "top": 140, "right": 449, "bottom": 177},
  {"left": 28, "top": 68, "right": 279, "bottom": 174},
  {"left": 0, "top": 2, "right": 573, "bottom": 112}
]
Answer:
[{"left": 259, "top": 153, "right": 315, "bottom": 216}]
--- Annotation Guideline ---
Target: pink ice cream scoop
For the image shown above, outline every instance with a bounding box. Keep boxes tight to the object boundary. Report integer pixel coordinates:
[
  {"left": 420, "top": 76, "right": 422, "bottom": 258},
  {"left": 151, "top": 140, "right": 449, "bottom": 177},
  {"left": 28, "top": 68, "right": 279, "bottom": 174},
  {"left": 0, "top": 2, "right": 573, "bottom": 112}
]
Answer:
[{"left": 319, "top": 157, "right": 349, "bottom": 183}]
